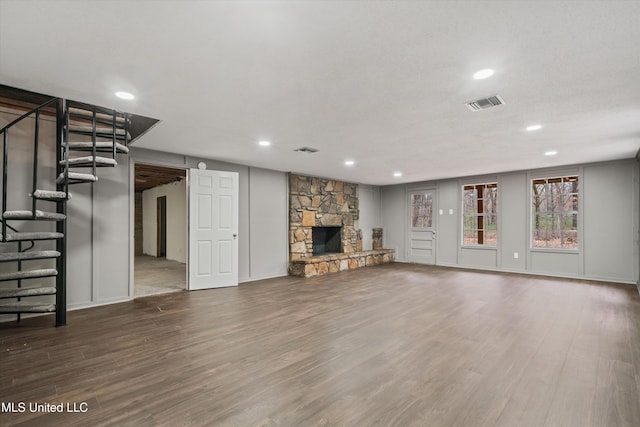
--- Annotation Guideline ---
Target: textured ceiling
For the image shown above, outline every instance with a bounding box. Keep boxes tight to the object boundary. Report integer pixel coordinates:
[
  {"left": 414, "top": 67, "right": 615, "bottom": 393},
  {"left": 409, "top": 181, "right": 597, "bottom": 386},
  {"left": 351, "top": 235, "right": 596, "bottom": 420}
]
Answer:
[{"left": 1, "top": 0, "right": 638, "bottom": 185}]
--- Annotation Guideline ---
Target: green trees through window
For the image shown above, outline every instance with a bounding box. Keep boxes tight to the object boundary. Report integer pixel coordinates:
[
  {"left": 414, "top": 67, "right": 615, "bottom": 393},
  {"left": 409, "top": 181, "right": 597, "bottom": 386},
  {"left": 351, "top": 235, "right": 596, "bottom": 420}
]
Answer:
[
  {"left": 458, "top": 177, "right": 578, "bottom": 250},
  {"left": 411, "top": 193, "right": 433, "bottom": 228},
  {"left": 463, "top": 183, "right": 497, "bottom": 246},
  {"left": 532, "top": 176, "right": 578, "bottom": 249}
]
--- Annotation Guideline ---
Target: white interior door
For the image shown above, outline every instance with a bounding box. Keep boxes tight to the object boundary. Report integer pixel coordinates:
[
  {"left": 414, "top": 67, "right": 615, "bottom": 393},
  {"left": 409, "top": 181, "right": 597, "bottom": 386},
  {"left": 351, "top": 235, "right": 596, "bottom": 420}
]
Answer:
[
  {"left": 407, "top": 189, "right": 436, "bottom": 264},
  {"left": 188, "top": 169, "right": 239, "bottom": 290}
]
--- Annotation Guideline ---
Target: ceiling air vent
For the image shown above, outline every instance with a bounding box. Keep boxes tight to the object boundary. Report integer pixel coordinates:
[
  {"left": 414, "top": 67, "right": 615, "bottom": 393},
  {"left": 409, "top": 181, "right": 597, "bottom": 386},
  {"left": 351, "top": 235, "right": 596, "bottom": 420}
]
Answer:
[
  {"left": 294, "top": 147, "right": 319, "bottom": 153},
  {"left": 465, "top": 95, "right": 505, "bottom": 111}
]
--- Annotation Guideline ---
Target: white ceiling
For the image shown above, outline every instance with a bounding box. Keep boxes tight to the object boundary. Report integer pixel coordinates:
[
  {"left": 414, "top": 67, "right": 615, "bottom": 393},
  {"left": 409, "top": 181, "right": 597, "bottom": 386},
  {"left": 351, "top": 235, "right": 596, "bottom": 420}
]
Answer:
[{"left": 1, "top": 0, "right": 638, "bottom": 185}]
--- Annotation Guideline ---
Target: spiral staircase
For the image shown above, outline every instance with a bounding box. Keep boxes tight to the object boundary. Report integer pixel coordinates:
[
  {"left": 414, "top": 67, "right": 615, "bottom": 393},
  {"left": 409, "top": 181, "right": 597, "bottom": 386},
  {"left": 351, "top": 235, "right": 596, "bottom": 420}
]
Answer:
[{"left": 0, "top": 87, "right": 155, "bottom": 326}]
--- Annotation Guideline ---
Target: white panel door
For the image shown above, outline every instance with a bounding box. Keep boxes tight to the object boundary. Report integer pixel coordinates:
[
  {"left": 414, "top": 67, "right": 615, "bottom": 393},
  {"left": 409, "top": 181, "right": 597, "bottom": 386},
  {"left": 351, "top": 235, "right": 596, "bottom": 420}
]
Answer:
[
  {"left": 188, "top": 169, "right": 239, "bottom": 290},
  {"left": 407, "top": 189, "right": 436, "bottom": 264}
]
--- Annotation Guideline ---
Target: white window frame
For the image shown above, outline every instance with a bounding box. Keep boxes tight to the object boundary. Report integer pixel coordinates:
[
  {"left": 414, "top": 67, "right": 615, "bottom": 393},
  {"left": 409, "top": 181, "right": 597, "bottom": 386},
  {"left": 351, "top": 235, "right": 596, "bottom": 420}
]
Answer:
[
  {"left": 530, "top": 174, "right": 579, "bottom": 251},
  {"left": 461, "top": 181, "right": 498, "bottom": 247}
]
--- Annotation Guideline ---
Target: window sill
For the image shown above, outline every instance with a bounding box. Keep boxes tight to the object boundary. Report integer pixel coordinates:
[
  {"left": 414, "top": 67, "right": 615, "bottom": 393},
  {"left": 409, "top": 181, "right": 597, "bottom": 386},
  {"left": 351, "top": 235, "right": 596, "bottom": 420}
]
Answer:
[
  {"left": 530, "top": 248, "right": 579, "bottom": 254},
  {"left": 460, "top": 245, "right": 497, "bottom": 251}
]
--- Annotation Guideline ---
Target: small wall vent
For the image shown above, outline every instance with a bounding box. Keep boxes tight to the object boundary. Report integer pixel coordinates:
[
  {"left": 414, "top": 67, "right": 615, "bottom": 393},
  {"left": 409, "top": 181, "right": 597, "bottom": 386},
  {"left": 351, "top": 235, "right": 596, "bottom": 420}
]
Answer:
[
  {"left": 294, "top": 147, "right": 319, "bottom": 153},
  {"left": 465, "top": 95, "right": 505, "bottom": 111}
]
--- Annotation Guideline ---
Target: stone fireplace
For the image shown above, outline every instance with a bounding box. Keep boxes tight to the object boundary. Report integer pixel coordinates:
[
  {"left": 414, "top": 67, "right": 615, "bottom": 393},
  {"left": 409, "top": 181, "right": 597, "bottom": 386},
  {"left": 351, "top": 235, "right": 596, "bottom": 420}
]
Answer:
[
  {"left": 289, "top": 173, "right": 394, "bottom": 277},
  {"left": 289, "top": 173, "right": 358, "bottom": 261}
]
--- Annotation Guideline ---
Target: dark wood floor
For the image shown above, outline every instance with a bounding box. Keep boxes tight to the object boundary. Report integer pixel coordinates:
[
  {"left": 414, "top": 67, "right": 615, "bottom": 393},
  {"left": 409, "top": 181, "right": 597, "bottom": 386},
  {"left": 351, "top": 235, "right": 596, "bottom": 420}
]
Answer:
[{"left": 2, "top": 263, "right": 640, "bottom": 426}]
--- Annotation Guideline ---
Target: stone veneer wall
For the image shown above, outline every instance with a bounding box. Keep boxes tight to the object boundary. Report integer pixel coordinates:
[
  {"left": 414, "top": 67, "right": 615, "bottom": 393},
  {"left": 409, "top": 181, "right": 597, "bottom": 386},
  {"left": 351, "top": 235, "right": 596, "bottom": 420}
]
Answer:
[
  {"left": 289, "top": 173, "right": 359, "bottom": 264},
  {"left": 289, "top": 173, "right": 395, "bottom": 276}
]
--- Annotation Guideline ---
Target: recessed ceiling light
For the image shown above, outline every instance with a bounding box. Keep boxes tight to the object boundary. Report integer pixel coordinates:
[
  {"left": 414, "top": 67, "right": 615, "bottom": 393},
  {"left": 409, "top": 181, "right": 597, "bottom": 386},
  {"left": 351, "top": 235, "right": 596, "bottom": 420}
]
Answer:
[
  {"left": 544, "top": 150, "right": 558, "bottom": 156},
  {"left": 473, "top": 69, "right": 494, "bottom": 80},
  {"left": 115, "top": 91, "right": 135, "bottom": 100},
  {"left": 258, "top": 140, "right": 271, "bottom": 147},
  {"left": 526, "top": 124, "right": 543, "bottom": 131},
  {"left": 344, "top": 160, "right": 355, "bottom": 166},
  {"left": 393, "top": 172, "right": 402, "bottom": 177}
]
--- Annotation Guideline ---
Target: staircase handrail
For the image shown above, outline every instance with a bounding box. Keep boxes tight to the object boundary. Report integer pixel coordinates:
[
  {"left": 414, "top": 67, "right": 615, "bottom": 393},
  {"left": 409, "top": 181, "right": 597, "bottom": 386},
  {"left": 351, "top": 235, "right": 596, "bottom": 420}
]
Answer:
[
  {"left": 0, "top": 219, "right": 35, "bottom": 252},
  {"left": 2, "top": 97, "right": 59, "bottom": 240},
  {"left": 0, "top": 97, "right": 59, "bottom": 134},
  {"left": 67, "top": 99, "right": 128, "bottom": 118}
]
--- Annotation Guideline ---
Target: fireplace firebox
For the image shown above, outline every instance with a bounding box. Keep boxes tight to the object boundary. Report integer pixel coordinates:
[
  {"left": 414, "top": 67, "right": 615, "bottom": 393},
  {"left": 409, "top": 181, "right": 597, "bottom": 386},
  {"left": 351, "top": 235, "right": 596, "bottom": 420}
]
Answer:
[{"left": 312, "top": 227, "right": 342, "bottom": 255}]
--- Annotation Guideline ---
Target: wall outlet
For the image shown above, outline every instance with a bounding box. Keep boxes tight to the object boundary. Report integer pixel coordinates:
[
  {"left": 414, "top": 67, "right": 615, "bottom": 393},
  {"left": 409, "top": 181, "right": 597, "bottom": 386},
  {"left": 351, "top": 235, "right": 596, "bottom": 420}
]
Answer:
[
  {"left": 449, "top": 209, "right": 454, "bottom": 215},
  {"left": 439, "top": 209, "right": 443, "bottom": 215},
  {"left": 513, "top": 252, "right": 519, "bottom": 259}
]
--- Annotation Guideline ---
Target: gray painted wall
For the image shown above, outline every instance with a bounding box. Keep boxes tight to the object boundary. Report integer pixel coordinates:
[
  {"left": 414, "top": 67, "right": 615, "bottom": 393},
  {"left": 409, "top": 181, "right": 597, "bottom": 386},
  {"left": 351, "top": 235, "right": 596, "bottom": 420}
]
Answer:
[
  {"left": 381, "top": 159, "right": 640, "bottom": 284},
  {"left": 583, "top": 162, "right": 638, "bottom": 281},
  {"left": 92, "top": 163, "right": 130, "bottom": 303},
  {"left": 358, "top": 184, "right": 382, "bottom": 251},
  {"left": 498, "top": 172, "right": 528, "bottom": 271},
  {"left": 66, "top": 183, "right": 93, "bottom": 308},
  {"left": 131, "top": 148, "right": 289, "bottom": 285},
  {"left": 381, "top": 185, "right": 406, "bottom": 259},
  {"left": 436, "top": 180, "right": 459, "bottom": 266},
  {"left": 638, "top": 155, "right": 640, "bottom": 292},
  {"left": 248, "top": 167, "right": 288, "bottom": 280}
]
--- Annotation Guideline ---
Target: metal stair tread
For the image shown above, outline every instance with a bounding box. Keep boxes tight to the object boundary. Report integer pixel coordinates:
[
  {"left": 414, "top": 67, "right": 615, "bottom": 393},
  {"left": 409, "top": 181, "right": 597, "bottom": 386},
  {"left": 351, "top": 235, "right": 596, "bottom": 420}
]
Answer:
[
  {"left": 0, "top": 301, "right": 56, "bottom": 313},
  {"left": 66, "top": 141, "right": 129, "bottom": 154},
  {"left": 66, "top": 125, "right": 130, "bottom": 140},
  {"left": 0, "top": 250, "right": 60, "bottom": 262},
  {"left": 0, "top": 232, "right": 64, "bottom": 241},
  {"left": 68, "top": 107, "right": 128, "bottom": 125},
  {"left": 60, "top": 156, "right": 117, "bottom": 167},
  {"left": 56, "top": 172, "right": 98, "bottom": 184},
  {"left": 0, "top": 268, "right": 58, "bottom": 282},
  {"left": 3, "top": 210, "right": 66, "bottom": 221},
  {"left": 0, "top": 286, "right": 57, "bottom": 299},
  {"left": 32, "top": 190, "right": 71, "bottom": 201}
]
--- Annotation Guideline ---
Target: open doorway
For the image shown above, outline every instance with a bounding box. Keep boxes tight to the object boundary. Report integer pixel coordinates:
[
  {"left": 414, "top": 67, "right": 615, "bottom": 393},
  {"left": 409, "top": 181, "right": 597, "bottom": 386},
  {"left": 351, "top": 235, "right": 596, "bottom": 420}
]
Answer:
[
  {"left": 134, "top": 163, "right": 187, "bottom": 297},
  {"left": 157, "top": 196, "right": 167, "bottom": 257}
]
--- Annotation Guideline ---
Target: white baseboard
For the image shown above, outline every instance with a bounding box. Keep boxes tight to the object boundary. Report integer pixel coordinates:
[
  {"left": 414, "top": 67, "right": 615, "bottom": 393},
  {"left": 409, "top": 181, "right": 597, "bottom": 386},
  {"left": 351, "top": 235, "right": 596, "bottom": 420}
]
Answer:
[
  {"left": 68, "top": 296, "right": 133, "bottom": 311},
  {"left": 239, "top": 272, "right": 288, "bottom": 284}
]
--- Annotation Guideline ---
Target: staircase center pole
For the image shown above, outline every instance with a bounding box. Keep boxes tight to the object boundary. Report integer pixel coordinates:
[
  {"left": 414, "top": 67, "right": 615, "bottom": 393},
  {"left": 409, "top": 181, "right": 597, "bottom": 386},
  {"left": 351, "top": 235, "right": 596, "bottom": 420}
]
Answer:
[{"left": 55, "top": 98, "right": 67, "bottom": 326}]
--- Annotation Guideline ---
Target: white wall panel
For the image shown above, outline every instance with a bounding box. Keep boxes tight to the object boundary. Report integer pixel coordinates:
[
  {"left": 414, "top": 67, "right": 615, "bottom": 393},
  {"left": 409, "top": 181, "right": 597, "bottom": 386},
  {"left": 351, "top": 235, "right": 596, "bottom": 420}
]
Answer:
[{"left": 141, "top": 179, "right": 187, "bottom": 263}]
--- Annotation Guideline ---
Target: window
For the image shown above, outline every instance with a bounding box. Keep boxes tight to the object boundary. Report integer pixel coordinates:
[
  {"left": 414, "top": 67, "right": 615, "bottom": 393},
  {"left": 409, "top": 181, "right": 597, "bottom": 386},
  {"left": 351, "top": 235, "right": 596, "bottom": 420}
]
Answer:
[
  {"left": 462, "top": 183, "right": 497, "bottom": 246},
  {"left": 532, "top": 176, "right": 578, "bottom": 249},
  {"left": 411, "top": 192, "right": 433, "bottom": 228}
]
